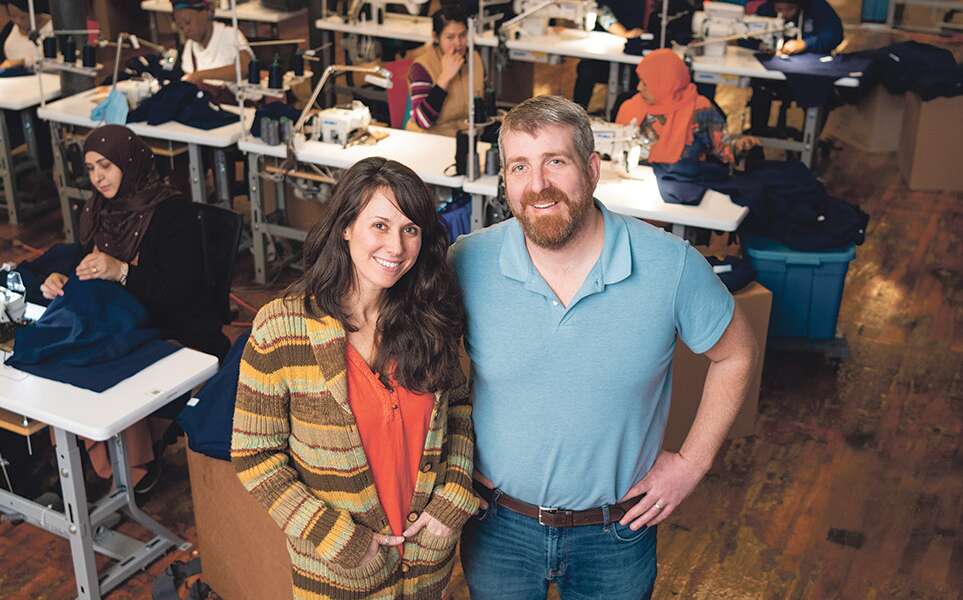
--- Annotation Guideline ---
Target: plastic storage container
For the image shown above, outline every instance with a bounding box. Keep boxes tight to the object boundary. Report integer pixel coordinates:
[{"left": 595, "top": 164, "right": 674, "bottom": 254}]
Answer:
[{"left": 743, "top": 237, "right": 856, "bottom": 340}]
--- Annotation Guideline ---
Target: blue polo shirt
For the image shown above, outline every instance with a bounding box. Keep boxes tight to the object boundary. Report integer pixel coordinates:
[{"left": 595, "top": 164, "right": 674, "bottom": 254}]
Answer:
[{"left": 451, "top": 202, "right": 734, "bottom": 510}]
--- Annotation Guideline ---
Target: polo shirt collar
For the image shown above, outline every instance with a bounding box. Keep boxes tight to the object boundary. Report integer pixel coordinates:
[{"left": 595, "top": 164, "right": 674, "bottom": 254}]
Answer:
[{"left": 498, "top": 200, "right": 632, "bottom": 288}]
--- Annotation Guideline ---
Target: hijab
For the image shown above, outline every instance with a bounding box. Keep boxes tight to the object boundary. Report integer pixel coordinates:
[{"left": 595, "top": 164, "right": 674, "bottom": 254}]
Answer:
[
  {"left": 615, "top": 49, "right": 713, "bottom": 164},
  {"left": 78, "top": 125, "right": 181, "bottom": 263}
]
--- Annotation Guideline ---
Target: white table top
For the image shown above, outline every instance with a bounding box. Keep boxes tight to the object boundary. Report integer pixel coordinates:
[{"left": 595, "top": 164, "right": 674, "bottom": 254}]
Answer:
[
  {"left": 315, "top": 14, "right": 448, "bottom": 45},
  {"left": 141, "top": 0, "right": 307, "bottom": 23},
  {"left": 690, "top": 46, "right": 860, "bottom": 88},
  {"left": 0, "top": 346, "right": 217, "bottom": 441},
  {"left": 37, "top": 82, "right": 244, "bottom": 147},
  {"left": 0, "top": 73, "right": 62, "bottom": 111},
  {"left": 463, "top": 160, "right": 748, "bottom": 232},
  {"left": 239, "top": 126, "right": 468, "bottom": 188}
]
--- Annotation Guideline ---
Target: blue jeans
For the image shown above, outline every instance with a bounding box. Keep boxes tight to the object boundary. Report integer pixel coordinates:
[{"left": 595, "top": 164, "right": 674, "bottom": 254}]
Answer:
[{"left": 460, "top": 493, "right": 657, "bottom": 600}]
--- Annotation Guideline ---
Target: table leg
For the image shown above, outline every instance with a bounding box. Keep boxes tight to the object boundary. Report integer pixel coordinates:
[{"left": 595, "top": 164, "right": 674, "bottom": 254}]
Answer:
[
  {"left": 213, "top": 148, "right": 231, "bottom": 208},
  {"left": 54, "top": 427, "right": 100, "bottom": 600},
  {"left": 21, "top": 110, "right": 40, "bottom": 169},
  {"left": 606, "top": 62, "right": 619, "bottom": 118},
  {"left": 248, "top": 152, "right": 268, "bottom": 285},
  {"left": 800, "top": 105, "right": 820, "bottom": 169},
  {"left": 50, "top": 122, "right": 78, "bottom": 242},
  {"left": 188, "top": 143, "right": 207, "bottom": 203},
  {"left": 470, "top": 193, "right": 483, "bottom": 231},
  {"left": 0, "top": 109, "right": 20, "bottom": 225},
  {"left": 149, "top": 12, "right": 160, "bottom": 44}
]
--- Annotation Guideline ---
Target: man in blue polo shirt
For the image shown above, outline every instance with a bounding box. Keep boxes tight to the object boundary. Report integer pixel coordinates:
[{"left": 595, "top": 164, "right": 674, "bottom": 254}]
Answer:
[{"left": 452, "top": 95, "right": 758, "bottom": 599}]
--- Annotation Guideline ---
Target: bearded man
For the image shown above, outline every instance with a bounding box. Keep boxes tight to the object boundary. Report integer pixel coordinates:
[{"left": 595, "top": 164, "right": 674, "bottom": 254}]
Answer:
[{"left": 450, "top": 95, "right": 758, "bottom": 600}]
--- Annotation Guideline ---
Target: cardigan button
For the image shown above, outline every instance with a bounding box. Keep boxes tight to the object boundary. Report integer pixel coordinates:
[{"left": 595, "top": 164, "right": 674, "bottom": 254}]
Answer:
[
  {"left": 407, "top": 512, "right": 418, "bottom": 524},
  {"left": 421, "top": 463, "right": 431, "bottom": 473},
  {"left": 401, "top": 563, "right": 410, "bottom": 574}
]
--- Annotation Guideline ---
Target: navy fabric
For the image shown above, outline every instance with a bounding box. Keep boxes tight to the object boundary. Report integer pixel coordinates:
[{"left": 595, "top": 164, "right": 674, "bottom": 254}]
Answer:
[
  {"left": 114, "top": 53, "right": 184, "bottom": 85},
  {"left": 859, "top": 42, "right": 957, "bottom": 95},
  {"left": 653, "top": 160, "right": 730, "bottom": 206},
  {"left": 178, "top": 330, "right": 250, "bottom": 461},
  {"left": 756, "top": 0, "right": 844, "bottom": 54},
  {"left": 440, "top": 194, "right": 472, "bottom": 241},
  {"left": 0, "top": 66, "right": 31, "bottom": 78},
  {"left": 754, "top": 53, "right": 871, "bottom": 107},
  {"left": 249, "top": 101, "right": 300, "bottom": 137},
  {"left": 127, "top": 81, "right": 238, "bottom": 130},
  {"left": 738, "top": 160, "right": 869, "bottom": 251},
  {"left": 706, "top": 256, "right": 756, "bottom": 293},
  {"left": 10, "top": 243, "right": 84, "bottom": 306},
  {"left": 4, "top": 279, "right": 178, "bottom": 392}
]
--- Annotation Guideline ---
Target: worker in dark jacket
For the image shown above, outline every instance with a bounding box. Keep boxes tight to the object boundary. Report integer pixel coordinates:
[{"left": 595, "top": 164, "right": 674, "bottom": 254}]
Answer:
[
  {"left": 38, "top": 125, "right": 229, "bottom": 494},
  {"left": 572, "top": 0, "right": 645, "bottom": 109},
  {"left": 750, "top": 0, "right": 844, "bottom": 133}
]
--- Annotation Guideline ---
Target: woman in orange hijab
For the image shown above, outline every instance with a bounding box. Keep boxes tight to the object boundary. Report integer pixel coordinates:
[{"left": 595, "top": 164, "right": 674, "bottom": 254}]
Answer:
[{"left": 615, "top": 49, "right": 758, "bottom": 165}]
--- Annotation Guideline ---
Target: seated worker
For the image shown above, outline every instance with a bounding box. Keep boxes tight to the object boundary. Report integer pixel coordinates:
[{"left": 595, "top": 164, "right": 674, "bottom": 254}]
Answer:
[
  {"left": 749, "top": 0, "right": 843, "bottom": 134},
  {"left": 173, "top": 0, "right": 252, "bottom": 84},
  {"left": 0, "top": 0, "right": 51, "bottom": 72},
  {"left": 616, "top": 49, "right": 758, "bottom": 165},
  {"left": 407, "top": 4, "right": 484, "bottom": 137},
  {"left": 39, "top": 125, "right": 230, "bottom": 492},
  {"left": 572, "top": 0, "right": 645, "bottom": 109}
]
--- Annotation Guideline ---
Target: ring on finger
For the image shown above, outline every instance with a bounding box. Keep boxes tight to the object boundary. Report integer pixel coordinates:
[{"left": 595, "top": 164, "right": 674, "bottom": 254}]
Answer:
[{"left": 653, "top": 500, "right": 665, "bottom": 511}]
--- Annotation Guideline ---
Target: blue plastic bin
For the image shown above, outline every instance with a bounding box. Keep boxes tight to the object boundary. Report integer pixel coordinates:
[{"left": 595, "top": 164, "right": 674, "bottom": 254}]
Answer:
[{"left": 743, "top": 237, "right": 856, "bottom": 340}]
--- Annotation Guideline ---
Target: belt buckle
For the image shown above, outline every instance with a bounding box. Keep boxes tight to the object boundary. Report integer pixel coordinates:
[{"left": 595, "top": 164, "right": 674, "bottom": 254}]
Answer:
[{"left": 537, "top": 506, "right": 557, "bottom": 526}]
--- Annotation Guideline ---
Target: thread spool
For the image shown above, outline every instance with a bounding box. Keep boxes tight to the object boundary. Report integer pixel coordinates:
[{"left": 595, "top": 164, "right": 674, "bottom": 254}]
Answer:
[
  {"left": 42, "top": 36, "right": 57, "bottom": 60},
  {"left": 82, "top": 44, "right": 96, "bottom": 68},
  {"left": 267, "top": 55, "right": 283, "bottom": 90},
  {"left": 291, "top": 52, "right": 304, "bottom": 77},
  {"left": 247, "top": 58, "right": 260, "bottom": 85},
  {"left": 62, "top": 35, "right": 77, "bottom": 63}
]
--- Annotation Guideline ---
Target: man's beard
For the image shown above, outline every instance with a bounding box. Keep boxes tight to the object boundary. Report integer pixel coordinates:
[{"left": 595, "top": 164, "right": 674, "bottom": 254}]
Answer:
[{"left": 514, "top": 181, "right": 594, "bottom": 250}]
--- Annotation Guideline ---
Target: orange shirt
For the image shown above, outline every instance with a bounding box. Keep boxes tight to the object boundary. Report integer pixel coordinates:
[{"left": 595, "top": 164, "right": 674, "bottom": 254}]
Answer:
[{"left": 345, "top": 343, "right": 435, "bottom": 544}]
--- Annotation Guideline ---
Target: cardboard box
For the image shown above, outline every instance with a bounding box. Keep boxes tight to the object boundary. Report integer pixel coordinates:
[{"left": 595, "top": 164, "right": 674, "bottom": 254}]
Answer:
[
  {"left": 186, "top": 448, "right": 293, "bottom": 600},
  {"left": 823, "top": 86, "right": 905, "bottom": 153},
  {"left": 664, "top": 282, "right": 772, "bottom": 452},
  {"left": 898, "top": 92, "right": 963, "bottom": 192}
]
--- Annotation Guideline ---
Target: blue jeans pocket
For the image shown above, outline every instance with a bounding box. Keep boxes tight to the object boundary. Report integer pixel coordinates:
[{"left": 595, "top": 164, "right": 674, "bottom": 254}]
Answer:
[{"left": 607, "top": 521, "right": 649, "bottom": 543}]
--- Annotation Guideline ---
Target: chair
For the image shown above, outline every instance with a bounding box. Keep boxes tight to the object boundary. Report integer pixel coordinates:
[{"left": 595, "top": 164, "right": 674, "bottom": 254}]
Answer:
[{"left": 194, "top": 204, "right": 243, "bottom": 325}]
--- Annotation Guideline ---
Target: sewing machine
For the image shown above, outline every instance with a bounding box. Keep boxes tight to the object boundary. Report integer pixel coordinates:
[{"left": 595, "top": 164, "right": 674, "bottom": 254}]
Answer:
[
  {"left": 308, "top": 100, "right": 373, "bottom": 147},
  {"left": 0, "top": 272, "right": 26, "bottom": 325},
  {"left": 507, "top": 0, "right": 599, "bottom": 39},
  {"left": 592, "top": 119, "right": 644, "bottom": 178},
  {"left": 691, "top": 2, "right": 790, "bottom": 57},
  {"left": 347, "top": 0, "right": 430, "bottom": 24}
]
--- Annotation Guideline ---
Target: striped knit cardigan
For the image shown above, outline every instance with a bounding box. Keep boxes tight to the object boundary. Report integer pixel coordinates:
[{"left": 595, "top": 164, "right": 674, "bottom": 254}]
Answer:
[{"left": 232, "top": 296, "right": 480, "bottom": 599}]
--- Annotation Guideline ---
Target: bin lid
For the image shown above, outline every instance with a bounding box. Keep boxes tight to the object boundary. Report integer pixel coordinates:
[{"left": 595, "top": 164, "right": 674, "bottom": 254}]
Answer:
[{"left": 743, "top": 236, "right": 856, "bottom": 264}]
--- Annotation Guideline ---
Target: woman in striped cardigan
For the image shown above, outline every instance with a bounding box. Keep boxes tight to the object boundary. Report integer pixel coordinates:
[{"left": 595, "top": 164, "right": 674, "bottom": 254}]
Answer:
[{"left": 232, "top": 157, "right": 479, "bottom": 599}]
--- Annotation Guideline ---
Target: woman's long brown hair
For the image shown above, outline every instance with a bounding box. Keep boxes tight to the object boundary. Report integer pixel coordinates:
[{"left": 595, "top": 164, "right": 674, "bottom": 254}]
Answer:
[{"left": 287, "top": 157, "right": 465, "bottom": 393}]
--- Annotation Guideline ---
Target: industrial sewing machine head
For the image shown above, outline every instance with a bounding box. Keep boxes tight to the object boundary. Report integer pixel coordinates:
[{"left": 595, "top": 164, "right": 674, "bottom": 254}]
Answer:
[
  {"left": 0, "top": 272, "right": 27, "bottom": 326},
  {"left": 307, "top": 100, "right": 373, "bottom": 147},
  {"left": 348, "top": 0, "right": 430, "bottom": 24},
  {"left": 507, "top": 0, "right": 599, "bottom": 39},
  {"left": 592, "top": 118, "right": 646, "bottom": 178},
  {"left": 691, "top": 2, "right": 792, "bottom": 57}
]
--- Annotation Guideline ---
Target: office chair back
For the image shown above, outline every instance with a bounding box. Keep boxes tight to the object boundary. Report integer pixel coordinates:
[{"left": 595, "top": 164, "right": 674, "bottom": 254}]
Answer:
[{"left": 195, "top": 204, "right": 243, "bottom": 325}]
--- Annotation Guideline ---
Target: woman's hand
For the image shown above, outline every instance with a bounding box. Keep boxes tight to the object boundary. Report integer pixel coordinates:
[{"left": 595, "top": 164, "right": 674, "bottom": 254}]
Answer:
[
  {"left": 359, "top": 533, "right": 405, "bottom": 567},
  {"left": 437, "top": 51, "right": 465, "bottom": 91},
  {"left": 40, "top": 273, "right": 69, "bottom": 300},
  {"left": 732, "top": 136, "right": 760, "bottom": 154},
  {"left": 402, "top": 512, "right": 453, "bottom": 539},
  {"left": 781, "top": 39, "right": 807, "bottom": 55},
  {"left": 76, "top": 248, "right": 126, "bottom": 282}
]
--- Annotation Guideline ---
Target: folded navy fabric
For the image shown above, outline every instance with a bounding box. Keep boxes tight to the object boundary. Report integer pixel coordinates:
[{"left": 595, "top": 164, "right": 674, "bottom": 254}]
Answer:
[
  {"left": 178, "top": 330, "right": 250, "bottom": 461},
  {"left": 5, "top": 279, "right": 178, "bottom": 392},
  {"left": 127, "top": 81, "right": 238, "bottom": 130},
  {"left": 706, "top": 255, "right": 756, "bottom": 293}
]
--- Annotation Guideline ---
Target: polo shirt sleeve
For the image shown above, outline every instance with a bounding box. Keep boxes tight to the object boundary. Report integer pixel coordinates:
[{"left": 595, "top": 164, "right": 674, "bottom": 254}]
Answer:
[{"left": 673, "top": 243, "right": 735, "bottom": 354}]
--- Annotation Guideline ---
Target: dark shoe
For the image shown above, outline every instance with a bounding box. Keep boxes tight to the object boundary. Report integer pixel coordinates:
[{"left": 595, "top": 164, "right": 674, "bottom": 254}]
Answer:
[{"left": 134, "top": 458, "right": 163, "bottom": 496}]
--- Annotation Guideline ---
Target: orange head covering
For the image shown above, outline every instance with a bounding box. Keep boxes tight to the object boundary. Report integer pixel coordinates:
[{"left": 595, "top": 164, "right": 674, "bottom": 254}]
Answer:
[{"left": 615, "top": 49, "right": 711, "bottom": 164}]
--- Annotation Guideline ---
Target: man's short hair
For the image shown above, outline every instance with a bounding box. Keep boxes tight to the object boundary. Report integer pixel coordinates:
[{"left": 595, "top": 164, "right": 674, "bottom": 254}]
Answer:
[{"left": 498, "top": 95, "right": 595, "bottom": 169}]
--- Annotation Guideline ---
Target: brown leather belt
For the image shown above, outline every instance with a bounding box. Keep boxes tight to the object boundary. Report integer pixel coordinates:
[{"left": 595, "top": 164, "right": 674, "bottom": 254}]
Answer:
[{"left": 474, "top": 481, "right": 644, "bottom": 528}]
